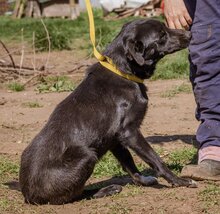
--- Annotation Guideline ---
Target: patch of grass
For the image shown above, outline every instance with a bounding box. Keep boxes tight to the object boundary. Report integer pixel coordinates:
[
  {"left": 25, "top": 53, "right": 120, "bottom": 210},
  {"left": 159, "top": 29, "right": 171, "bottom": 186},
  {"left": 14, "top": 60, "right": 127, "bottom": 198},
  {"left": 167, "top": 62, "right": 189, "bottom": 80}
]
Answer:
[
  {"left": 166, "top": 147, "right": 197, "bottom": 174},
  {"left": 117, "top": 184, "right": 144, "bottom": 198},
  {"left": 7, "top": 82, "right": 25, "bottom": 92},
  {"left": 93, "top": 152, "right": 125, "bottom": 178},
  {"left": 0, "top": 10, "right": 137, "bottom": 52},
  {"left": 35, "top": 25, "right": 71, "bottom": 51},
  {"left": 161, "top": 82, "right": 192, "bottom": 98},
  {"left": 0, "top": 155, "right": 19, "bottom": 183},
  {"left": 107, "top": 202, "right": 133, "bottom": 214},
  {"left": 0, "top": 198, "right": 10, "bottom": 212},
  {"left": 36, "top": 75, "right": 76, "bottom": 93},
  {"left": 22, "top": 101, "right": 43, "bottom": 108},
  {"left": 93, "top": 152, "right": 146, "bottom": 179},
  {"left": 199, "top": 183, "right": 220, "bottom": 210},
  {"left": 152, "top": 49, "right": 190, "bottom": 80}
]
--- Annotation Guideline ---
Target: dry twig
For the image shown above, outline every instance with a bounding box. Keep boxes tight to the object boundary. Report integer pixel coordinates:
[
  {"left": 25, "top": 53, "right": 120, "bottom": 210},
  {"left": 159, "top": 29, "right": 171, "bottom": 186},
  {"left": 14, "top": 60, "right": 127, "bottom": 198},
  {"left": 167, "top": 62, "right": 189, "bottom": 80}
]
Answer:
[
  {"left": 67, "top": 62, "right": 93, "bottom": 73},
  {"left": 19, "top": 28, "right": 25, "bottom": 75},
  {"left": 0, "top": 40, "right": 16, "bottom": 69},
  {"left": 31, "top": 31, "right": 36, "bottom": 72},
  {"left": 40, "top": 19, "right": 51, "bottom": 71}
]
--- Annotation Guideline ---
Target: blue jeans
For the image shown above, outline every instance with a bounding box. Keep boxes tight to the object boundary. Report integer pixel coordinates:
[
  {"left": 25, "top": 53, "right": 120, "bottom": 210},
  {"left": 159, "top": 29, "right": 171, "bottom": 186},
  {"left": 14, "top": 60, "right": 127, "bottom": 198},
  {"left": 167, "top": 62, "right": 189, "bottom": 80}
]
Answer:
[{"left": 184, "top": 0, "right": 220, "bottom": 155}]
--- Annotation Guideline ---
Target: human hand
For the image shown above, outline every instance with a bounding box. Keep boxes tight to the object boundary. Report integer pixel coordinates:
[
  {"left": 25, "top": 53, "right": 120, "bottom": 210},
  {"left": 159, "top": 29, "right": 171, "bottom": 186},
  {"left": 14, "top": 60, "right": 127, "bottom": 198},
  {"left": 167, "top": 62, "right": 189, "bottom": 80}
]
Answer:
[{"left": 164, "top": 0, "right": 192, "bottom": 29}]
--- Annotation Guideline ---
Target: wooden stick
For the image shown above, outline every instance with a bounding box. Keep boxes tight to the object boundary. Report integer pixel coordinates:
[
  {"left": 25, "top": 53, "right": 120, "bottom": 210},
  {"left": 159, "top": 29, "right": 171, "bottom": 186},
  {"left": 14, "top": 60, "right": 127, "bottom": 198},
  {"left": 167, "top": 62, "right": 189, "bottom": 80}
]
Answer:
[
  {"left": 0, "top": 66, "right": 40, "bottom": 76},
  {"left": 18, "top": 0, "right": 25, "bottom": 19},
  {"left": 32, "top": 31, "right": 36, "bottom": 72},
  {"left": 13, "top": 0, "right": 21, "bottom": 18},
  {"left": 23, "top": 73, "right": 43, "bottom": 86},
  {"left": 0, "top": 40, "right": 16, "bottom": 69},
  {"left": 40, "top": 19, "right": 51, "bottom": 71},
  {"left": 19, "top": 28, "right": 25, "bottom": 76}
]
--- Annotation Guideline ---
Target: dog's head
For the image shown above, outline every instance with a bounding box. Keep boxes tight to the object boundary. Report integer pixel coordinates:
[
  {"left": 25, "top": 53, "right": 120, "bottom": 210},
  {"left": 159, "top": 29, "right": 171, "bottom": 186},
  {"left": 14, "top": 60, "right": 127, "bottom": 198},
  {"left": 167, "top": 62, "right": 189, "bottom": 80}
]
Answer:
[{"left": 104, "top": 19, "right": 191, "bottom": 79}]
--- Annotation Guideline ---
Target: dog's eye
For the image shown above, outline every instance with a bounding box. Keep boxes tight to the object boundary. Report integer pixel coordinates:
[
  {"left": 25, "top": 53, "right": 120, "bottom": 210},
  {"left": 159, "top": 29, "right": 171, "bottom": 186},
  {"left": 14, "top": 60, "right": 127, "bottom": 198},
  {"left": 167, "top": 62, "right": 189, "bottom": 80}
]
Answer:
[
  {"left": 135, "top": 41, "right": 144, "bottom": 53},
  {"left": 160, "top": 31, "right": 166, "bottom": 39},
  {"left": 158, "top": 31, "right": 167, "bottom": 44}
]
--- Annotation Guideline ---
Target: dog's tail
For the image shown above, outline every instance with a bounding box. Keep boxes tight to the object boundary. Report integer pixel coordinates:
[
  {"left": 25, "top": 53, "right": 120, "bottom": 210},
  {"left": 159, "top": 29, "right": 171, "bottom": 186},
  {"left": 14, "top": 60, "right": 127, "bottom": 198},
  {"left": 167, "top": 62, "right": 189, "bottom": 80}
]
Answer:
[{"left": 4, "top": 180, "right": 21, "bottom": 191}]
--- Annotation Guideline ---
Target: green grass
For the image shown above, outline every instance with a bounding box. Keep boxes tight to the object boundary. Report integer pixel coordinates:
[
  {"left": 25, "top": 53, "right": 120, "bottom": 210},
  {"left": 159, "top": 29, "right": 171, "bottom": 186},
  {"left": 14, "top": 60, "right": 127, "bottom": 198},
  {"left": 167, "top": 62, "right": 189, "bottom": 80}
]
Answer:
[
  {"left": 198, "top": 183, "right": 220, "bottom": 212},
  {"left": 166, "top": 147, "right": 197, "bottom": 174},
  {"left": 107, "top": 202, "right": 133, "bottom": 214},
  {"left": 92, "top": 152, "right": 125, "bottom": 178},
  {"left": 22, "top": 101, "right": 43, "bottom": 108},
  {"left": 153, "top": 49, "right": 190, "bottom": 80},
  {"left": 35, "top": 24, "right": 72, "bottom": 51},
  {"left": 0, "top": 10, "right": 138, "bottom": 53},
  {"left": 0, "top": 198, "right": 10, "bottom": 211},
  {"left": 0, "top": 155, "right": 19, "bottom": 183},
  {"left": 161, "top": 82, "right": 192, "bottom": 98},
  {"left": 36, "top": 75, "right": 76, "bottom": 93},
  {"left": 7, "top": 82, "right": 25, "bottom": 92},
  {"left": 92, "top": 152, "right": 146, "bottom": 179}
]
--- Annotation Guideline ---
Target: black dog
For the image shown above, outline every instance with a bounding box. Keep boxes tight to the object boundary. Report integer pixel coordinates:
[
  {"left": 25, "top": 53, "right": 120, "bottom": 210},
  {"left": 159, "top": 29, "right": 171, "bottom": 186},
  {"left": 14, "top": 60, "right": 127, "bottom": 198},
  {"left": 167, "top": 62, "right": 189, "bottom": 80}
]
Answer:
[{"left": 19, "top": 19, "right": 195, "bottom": 205}]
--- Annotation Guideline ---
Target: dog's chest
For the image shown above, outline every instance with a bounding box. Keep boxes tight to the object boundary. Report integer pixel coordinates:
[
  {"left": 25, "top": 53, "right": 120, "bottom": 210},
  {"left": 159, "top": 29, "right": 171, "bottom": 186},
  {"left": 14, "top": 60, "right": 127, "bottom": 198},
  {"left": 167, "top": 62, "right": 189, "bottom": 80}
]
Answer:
[{"left": 120, "top": 85, "right": 148, "bottom": 129}]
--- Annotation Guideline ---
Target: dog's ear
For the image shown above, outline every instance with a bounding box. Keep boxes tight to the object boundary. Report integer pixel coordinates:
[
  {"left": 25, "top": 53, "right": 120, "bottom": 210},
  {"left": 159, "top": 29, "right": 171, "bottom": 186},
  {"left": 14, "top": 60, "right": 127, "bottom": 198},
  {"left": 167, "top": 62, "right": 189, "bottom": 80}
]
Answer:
[{"left": 125, "top": 39, "right": 145, "bottom": 66}]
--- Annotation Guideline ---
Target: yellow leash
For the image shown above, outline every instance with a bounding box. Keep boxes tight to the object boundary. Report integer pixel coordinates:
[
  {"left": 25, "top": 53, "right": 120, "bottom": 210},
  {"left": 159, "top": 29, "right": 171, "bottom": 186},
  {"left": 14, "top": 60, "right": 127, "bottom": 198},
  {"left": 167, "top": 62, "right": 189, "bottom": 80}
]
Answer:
[{"left": 85, "top": 0, "right": 144, "bottom": 84}]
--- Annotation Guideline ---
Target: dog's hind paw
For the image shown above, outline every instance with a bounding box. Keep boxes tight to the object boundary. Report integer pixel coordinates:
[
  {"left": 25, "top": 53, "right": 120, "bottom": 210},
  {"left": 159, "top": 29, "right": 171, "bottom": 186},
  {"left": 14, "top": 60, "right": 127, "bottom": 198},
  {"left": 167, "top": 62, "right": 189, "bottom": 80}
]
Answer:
[{"left": 93, "top": 184, "right": 122, "bottom": 198}]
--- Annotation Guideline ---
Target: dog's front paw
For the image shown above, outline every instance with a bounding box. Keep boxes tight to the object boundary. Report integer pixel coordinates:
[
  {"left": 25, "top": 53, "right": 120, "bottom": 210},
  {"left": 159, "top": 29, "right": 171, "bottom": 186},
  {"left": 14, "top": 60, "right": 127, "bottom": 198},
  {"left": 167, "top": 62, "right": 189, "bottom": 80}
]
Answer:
[{"left": 133, "top": 173, "right": 158, "bottom": 186}]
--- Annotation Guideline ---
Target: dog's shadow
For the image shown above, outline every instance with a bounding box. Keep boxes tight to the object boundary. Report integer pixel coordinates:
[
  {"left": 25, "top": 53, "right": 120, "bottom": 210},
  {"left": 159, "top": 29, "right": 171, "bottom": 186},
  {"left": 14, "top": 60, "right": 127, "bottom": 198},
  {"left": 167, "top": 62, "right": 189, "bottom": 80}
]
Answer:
[
  {"left": 146, "top": 134, "right": 198, "bottom": 166},
  {"left": 146, "top": 134, "right": 199, "bottom": 148}
]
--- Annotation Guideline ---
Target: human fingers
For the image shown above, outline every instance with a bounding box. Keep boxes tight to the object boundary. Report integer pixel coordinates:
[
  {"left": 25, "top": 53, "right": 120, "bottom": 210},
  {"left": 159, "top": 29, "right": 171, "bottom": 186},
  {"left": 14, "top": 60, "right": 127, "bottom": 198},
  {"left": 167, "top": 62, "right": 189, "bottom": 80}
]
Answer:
[
  {"left": 184, "top": 10, "right": 192, "bottom": 25},
  {"left": 166, "top": 17, "right": 176, "bottom": 29},
  {"left": 179, "top": 16, "right": 189, "bottom": 30},
  {"left": 173, "top": 17, "right": 183, "bottom": 29}
]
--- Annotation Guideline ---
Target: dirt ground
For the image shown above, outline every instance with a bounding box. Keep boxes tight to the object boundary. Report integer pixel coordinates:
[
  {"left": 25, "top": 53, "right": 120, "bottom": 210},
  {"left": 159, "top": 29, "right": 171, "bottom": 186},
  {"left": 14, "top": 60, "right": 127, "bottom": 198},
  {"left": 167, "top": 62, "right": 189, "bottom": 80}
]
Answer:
[{"left": 0, "top": 50, "right": 220, "bottom": 214}]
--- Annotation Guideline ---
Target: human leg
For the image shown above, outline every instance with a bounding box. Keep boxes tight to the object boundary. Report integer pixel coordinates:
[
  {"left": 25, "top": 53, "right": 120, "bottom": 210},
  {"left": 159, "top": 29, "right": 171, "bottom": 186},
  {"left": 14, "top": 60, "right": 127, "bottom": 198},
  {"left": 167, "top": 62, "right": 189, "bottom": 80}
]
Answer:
[{"left": 181, "top": 0, "right": 220, "bottom": 180}]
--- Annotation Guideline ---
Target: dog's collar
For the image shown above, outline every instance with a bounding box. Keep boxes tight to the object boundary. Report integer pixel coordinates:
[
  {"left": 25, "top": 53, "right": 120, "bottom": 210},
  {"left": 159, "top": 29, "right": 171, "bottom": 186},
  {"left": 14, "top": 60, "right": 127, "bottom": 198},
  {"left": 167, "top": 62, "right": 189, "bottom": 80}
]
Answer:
[
  {"left": 85, "top": 0, "right": 144, "bottom": 84},
  {"left": 97, "top": 52, "right": 144, "bottom": 84}
]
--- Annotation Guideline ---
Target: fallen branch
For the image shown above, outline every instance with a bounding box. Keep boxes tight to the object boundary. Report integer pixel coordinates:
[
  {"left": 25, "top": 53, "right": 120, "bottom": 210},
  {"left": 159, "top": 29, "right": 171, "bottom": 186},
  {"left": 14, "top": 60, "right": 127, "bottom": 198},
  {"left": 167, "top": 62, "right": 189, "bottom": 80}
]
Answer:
[
  {"left": 0, "top": 40, "right": 16, "bottom": 69},
  {"left": 0, "top": 65, "right": 40, "bottom": 76},
  {"left": 67, "top": 62, "right": 92, "bottom": 73},
  {"left": 23, "top": 73, "right": 44, "bottom": 86}
]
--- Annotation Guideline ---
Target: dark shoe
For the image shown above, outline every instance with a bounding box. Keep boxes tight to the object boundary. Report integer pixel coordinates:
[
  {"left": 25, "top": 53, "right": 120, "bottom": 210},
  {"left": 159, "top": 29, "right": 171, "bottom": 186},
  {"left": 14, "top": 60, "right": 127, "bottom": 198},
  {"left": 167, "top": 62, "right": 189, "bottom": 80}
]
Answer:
[{"left": 181, "top": 159, "right": 220, "bottom": 181}]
